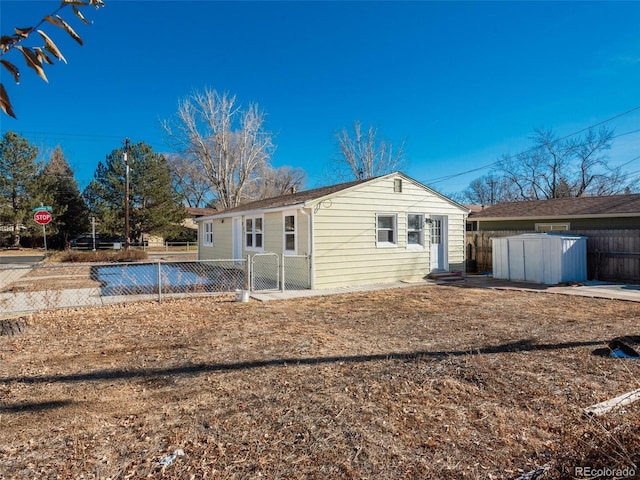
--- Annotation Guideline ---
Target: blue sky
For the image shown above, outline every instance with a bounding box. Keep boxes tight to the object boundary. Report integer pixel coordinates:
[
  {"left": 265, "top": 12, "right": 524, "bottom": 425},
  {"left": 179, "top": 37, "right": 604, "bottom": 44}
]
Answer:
[{"left": 1, "top": 0, "right": 639, "bottom": 198}]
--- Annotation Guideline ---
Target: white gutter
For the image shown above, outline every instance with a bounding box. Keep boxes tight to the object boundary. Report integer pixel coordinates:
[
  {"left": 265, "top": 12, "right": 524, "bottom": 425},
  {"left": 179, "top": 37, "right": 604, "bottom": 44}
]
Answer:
[
  {"left": 195, "top": 203, "right": 307, "bottom": 222},
  {"left": 462, "top": 212, "right": 468, "bottom": 278}
]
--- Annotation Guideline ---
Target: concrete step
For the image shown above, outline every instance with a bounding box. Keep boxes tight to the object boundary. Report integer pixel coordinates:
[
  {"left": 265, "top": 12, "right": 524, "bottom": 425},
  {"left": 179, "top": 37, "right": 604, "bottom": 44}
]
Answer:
[{"left": 428, "top": 271, "right": 465, "bottom": 282}]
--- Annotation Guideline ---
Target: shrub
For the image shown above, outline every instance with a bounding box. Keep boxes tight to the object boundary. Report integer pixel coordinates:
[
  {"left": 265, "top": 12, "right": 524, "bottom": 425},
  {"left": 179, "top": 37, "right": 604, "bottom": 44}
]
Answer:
[{"left": 56, "top": 249, "right": 148, "bottom": 263}]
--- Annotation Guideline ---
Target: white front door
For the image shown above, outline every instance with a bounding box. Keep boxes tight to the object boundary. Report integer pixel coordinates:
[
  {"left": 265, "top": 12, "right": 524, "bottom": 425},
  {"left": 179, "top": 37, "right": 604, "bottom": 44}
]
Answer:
[
  {"left": 430, "top": 216, "right": 447, "bottom": 271},
  {"left": 232, "top": 217, "right": 243, "bottom": 260}
]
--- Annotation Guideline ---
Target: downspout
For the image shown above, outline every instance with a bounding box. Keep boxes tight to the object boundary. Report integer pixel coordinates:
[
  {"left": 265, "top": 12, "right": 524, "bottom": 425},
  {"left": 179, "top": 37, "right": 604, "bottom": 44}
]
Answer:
[
  {"left": 463, "top": 212, "right": 468, "bottom": 278},
  {"left": 299, "top": 207, "right": 315, "bottom": 290},
  {"left": 196, "top": 221, "right": 201, "bottom": 261}
]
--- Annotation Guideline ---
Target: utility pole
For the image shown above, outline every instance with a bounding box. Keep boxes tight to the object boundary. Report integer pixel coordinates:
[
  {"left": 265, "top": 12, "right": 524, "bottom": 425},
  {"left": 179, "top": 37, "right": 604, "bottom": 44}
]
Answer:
[{"left": 124, "top": 138, "right": 130, "bottom": 249}]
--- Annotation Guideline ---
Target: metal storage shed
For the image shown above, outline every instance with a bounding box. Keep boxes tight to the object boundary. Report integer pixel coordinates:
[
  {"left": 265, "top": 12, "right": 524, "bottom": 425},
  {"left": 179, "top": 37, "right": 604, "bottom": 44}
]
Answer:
[{"left": 492, "top": 233, "right": 587, "bottom": 284}]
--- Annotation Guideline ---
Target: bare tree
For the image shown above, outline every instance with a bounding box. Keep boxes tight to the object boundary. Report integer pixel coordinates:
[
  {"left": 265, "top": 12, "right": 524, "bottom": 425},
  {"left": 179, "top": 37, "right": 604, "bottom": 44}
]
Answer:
[
  {"left": 166, "top": 153, "right": 214, "bottom": 208},
  {"left": 571, "top": 126, "right": 617, "bottom": 196},
  {"left": 163, "top": 89, "right": 275, "bottom": 210},
  {"left": 1, "top": 0, "right": 105, "bottom": 118},
  {"left": 487, "top": 126, "right": 631, "bottom": 201},
  {"left": 461, "top": 174, "right": 516, "bottom": 206},
  {"left": 247, "top": 165, "right": 306, "bottom": 200},
  {"left": 333, "top": 121, "right": 406, "bottom": 180}
]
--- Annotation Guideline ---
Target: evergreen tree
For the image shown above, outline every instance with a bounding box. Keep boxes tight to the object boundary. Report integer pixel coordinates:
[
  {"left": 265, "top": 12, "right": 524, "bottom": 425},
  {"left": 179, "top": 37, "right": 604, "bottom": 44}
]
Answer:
[
  {"left": 34, "top": 146, "right": 89, "bottom": 248},
  {"left": 0, "top": 131, "right": 40, "bottom": 246},
  {"left": 84, "top": 141, "right": 186, "bottom": 243}
]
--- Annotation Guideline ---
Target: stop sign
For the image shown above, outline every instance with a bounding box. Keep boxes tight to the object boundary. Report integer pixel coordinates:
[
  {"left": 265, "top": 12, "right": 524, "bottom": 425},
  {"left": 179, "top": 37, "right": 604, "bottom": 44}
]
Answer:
[{"left": 33, "top": 210, "right": 52, "bottom": 225}]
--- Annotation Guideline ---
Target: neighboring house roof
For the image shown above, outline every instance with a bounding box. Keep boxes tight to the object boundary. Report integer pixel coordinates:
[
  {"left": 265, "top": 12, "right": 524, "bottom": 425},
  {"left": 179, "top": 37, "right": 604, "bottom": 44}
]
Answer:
[
  {"left": 186, "top": 207, "right": 218, "bottom": 217},
  {"left": 464, "top": 204, "right": 484, "bottom": 214},
  {"left": 470, "top": 194, "right": 640, "bottom": 220},
  {"left": 195, "top": 173, "right": 469, "bottom": 221}
]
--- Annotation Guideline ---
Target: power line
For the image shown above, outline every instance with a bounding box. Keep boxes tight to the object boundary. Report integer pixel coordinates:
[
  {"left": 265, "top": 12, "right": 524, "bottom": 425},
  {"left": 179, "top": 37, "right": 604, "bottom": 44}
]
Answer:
[
  {"left": 613, "top": 128, "right": 640, "bottom": 140},
  {"left": 427, "top": 127, "right": 640, "bottom": 186},
  {"left": 425, "top": 106, "right": 640, "bottom": 185},
  {"left": 0, "top": 130, "right": 126, "bottom": 141},
  {"left": 616, "top": 154, "right": 640, "bottom": 169}
]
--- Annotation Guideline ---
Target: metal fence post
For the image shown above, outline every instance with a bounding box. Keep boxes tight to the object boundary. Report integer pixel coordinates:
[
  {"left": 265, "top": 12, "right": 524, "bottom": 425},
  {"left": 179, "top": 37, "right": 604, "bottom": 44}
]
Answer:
[
  {"left": 157, "top": 260, "right": 162, "bottom": 302},
  {"left": 245, "top": 255, "right": 251, "bottom": 292},
  {"left": 280, "top": 254, "right": 285, "bottom": 292}
]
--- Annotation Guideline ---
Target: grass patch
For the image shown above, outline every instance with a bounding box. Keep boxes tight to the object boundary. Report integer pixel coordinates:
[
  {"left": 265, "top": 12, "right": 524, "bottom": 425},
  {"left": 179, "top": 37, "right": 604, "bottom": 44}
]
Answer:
[{"left": 53, "top": 249, "right": 148, "bottom": 263}]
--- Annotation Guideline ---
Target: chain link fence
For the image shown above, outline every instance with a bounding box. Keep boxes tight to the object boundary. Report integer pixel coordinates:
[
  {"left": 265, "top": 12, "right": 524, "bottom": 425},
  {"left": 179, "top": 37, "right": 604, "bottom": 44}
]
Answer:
[
  {"left": 0, "top": 260, "right": 247, "bottom": 315},
  {"left": 283, "top": 255, "right": 311, "bottom": 290},
  {"left": 0, "top": 255, "right": 312, "bottom": 315},
  {"left": 250, "top": 254, "right": 311, "bottom": 292}
]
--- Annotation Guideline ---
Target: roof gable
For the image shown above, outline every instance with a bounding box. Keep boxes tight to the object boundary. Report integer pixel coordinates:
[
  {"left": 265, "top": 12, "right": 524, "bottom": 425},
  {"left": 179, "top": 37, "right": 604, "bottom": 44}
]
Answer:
[
  {"left": 470, "top": 194, "right": 640, "bottom": 219},
  {"left": 204, "top": 178, "right": 368, "bottom": 217},
  {"left": 197, "top": 172, "right": 468, "bottom": 220}
]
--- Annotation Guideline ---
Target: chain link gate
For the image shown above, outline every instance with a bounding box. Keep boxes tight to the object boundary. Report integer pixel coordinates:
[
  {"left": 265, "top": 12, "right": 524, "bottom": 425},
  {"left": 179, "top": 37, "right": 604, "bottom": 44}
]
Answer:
[
  {"left": 250, "top": 253, "right": 280, "bottom": 291},
  {"left": 249, "top": 253, "right": 311, "bottom": 292}
]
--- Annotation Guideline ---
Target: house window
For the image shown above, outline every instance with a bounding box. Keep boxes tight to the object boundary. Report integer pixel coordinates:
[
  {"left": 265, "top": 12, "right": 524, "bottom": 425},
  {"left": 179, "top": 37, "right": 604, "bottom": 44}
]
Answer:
[
  {"left": 535, "top": 222, "right": 570, "bottom": 232},
  {"left": 284, "top": 213, "right": 296, "bottom": 253},
  {"left": 203, "top": 221, "right": 213, "bottom": 246},
  {"left": 431, "top": 217, "right": 442, "bottom": 244},
  {"left": 376, "top": 213, "right": 397, "bottom": 247},
  {"left": 394, "top": 178, "right": 403, "bottom": 193},
  {"left": 245, "top": 216, "right": 263, "bottom": 251},
  {"left": 407, "top": 213, "right": 425, "bottom": 247}
]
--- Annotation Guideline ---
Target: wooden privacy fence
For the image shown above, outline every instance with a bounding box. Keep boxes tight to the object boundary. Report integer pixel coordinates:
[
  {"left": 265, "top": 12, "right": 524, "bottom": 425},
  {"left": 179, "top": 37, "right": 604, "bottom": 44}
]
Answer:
[{"left": 466, "top": 229, "right": 640, "bottom": 283}]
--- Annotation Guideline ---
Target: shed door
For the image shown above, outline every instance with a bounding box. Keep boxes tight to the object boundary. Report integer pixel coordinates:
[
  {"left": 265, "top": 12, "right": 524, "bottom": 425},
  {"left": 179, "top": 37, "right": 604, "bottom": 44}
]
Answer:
[
  {"left": 523, "top": 239, "right": 544, "bottom": 283},
  {"left": 430, "top": 216, "right": 447, "bottom": 271}
]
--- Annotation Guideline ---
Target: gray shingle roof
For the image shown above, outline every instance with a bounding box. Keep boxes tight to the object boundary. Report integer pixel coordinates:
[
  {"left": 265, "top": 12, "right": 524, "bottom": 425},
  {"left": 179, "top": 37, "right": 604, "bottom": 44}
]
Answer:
[
  {"left": 470, "top": 194, "right": 640, "bottom": 219},
  {"left": 214, "top": 178, "right": 368, "bottom": 215}
]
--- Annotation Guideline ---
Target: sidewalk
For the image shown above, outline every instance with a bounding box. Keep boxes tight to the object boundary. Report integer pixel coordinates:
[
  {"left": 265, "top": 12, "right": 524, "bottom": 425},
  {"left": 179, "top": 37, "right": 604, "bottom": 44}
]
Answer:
[
  {"left": 461, "top": 275, "right": 640, "bottom": 302},
  {"left": 2, "top": 272, "right": 639, "bottom": 316},
  {"left": 250, "top": 276, "right": 640, "bottom": 303}
]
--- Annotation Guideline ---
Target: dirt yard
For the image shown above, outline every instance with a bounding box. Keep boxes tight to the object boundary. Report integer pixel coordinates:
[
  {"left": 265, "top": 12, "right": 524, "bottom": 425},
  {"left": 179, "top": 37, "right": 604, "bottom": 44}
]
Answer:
[{"left": 1, "top": 285, "right": 639, "bottom": 479}]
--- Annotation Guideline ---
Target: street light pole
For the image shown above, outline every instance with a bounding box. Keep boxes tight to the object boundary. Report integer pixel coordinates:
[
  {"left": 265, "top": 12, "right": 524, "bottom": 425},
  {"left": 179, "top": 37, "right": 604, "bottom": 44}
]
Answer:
[{"left": 124, "top": 138, "right": 130, "bottom": 249}]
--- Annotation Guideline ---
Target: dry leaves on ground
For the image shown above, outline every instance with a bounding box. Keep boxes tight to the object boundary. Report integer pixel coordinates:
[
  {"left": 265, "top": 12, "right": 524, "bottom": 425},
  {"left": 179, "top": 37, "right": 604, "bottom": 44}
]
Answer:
[{"left": 1, "top": 285, "right": 639, "bottom": 479}]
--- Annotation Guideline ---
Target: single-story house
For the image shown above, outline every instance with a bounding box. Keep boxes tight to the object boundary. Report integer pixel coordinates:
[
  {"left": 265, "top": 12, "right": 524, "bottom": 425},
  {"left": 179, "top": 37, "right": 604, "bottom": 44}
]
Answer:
[
  {"left": 183, "top": 207, "right": 218, "bottom": 231},
  {"left": 468, "top": 194, "right": 640, "bottom": 231},
  {"left": 195, "top": 172, "right": 469, "bottom": 290}
]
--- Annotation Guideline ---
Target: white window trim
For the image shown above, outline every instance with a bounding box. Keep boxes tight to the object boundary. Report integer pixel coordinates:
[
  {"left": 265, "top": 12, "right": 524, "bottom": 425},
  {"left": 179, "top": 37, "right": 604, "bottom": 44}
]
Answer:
[
  {"left": 535, "top": 222, "right": 570, "bottom": 232},
  {"left": 406, "top": 213, "right": 425, "bottom": 249},
  {"left": 283, "top": 211, "right": 297, "bottom": 255},
  {"left": 245, "top": 214, "right": 264, "bottom": 252},
  {"left": 376, "top": 213, "right": 398, "bottom": 248},
  {"left": 203, "top": 221, "right": 214, "bottom": 247}
]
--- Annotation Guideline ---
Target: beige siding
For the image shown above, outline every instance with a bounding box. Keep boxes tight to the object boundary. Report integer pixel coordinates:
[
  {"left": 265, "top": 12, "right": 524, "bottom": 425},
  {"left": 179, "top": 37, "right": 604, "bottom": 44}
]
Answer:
[
  {"left": 199, "top": 210, "right": 311, "bottom": 260},
  {"left": 263, "top": 211, "right": 282, "bottom": 253},
  {"left": 309, "top": 175, "right": 466, "bottom": 289},
  {"left": 198, "top": 218, "right": 233, "bottom": 259}
]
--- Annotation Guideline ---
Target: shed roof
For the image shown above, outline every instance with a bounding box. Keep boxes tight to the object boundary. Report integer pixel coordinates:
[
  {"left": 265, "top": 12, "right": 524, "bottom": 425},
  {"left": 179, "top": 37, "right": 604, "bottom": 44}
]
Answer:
[{"left": 470, "top": 194, "right": 640, "bottom": 220}]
